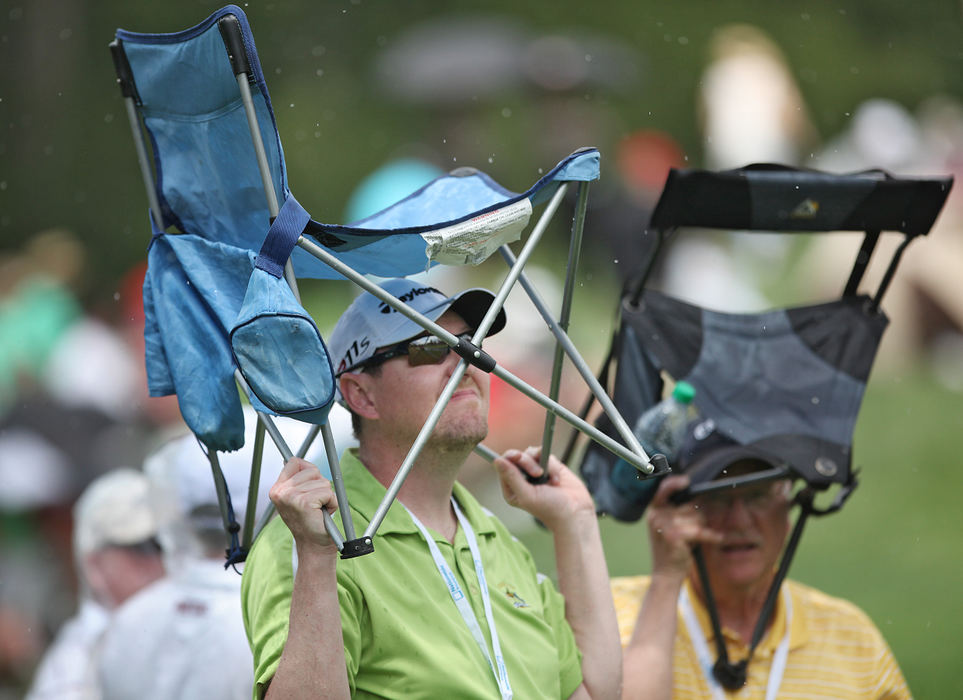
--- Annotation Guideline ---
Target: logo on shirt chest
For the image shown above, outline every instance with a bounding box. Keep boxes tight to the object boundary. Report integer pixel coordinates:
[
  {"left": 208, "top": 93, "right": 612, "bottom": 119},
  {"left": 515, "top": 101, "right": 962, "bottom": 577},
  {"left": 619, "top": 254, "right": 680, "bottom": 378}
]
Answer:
[{"left": 496, "top": 582, "right": 529, "bottom": 608}]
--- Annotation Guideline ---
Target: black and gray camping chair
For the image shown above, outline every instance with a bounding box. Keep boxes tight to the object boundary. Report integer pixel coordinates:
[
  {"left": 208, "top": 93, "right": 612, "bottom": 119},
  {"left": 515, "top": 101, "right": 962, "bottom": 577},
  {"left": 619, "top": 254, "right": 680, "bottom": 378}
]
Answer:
[{"left": 570, "top": 163, "right": 952, "bottom": 688}]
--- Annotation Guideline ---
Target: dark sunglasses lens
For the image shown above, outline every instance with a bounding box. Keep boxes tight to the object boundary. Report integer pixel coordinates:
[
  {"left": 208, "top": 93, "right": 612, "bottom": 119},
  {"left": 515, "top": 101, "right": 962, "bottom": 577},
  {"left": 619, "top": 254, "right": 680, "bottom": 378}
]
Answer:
[{"left": 408, "top": 339, "right": 450, "bottom": 366}]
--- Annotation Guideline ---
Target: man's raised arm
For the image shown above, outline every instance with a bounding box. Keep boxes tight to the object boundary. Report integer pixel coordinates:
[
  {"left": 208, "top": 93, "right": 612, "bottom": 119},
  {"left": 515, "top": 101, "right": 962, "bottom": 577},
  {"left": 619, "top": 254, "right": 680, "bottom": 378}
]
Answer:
[
  {"left": 495, "top": 447, "right": 623, "bottom": 700},
  {"left": 263, "top": 457, "right": 350, "bottom": 700}
]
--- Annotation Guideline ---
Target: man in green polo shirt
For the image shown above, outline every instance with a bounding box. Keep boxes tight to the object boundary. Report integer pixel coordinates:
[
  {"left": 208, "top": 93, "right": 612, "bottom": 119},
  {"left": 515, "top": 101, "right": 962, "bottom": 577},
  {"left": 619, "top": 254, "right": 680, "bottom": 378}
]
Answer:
[{"left": 241, "top": 278, "right": 622, "bottom": 699}]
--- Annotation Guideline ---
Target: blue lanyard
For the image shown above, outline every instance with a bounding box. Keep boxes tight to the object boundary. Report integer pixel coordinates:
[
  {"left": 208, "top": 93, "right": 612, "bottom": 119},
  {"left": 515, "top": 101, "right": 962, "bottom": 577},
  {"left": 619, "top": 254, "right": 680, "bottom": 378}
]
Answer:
[{"left": 406, "top": 499, "right": 513, "bottom": 700}]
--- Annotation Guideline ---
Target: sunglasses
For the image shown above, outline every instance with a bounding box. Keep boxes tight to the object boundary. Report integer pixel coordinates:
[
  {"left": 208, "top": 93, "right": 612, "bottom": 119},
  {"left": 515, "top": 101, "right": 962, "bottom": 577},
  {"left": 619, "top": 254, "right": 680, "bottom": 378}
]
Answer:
[{"left": 348, "top": 332, "right": 474, "bottom": 373}]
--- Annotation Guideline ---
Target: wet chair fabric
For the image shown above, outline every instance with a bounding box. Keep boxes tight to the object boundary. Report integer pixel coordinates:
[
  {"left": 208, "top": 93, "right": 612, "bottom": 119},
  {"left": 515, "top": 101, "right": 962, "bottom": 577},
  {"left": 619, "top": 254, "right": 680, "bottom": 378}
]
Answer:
[
  {"left": 112, "top": 4, "right": 638, "bottom": 561},
  {"left": 116, "top": 5, "right": 600, "bottom": 453}
]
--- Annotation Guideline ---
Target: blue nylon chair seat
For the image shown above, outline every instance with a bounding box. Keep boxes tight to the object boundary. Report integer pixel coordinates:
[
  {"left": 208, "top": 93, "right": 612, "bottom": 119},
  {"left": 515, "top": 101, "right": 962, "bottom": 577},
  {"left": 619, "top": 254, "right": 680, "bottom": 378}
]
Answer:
[
  {"left": 143, "top": 229, "right": 254, "bottom": 451},
  {"left": 117, "top": 4, "right": 599, "bottom": 280},
  {"left": 120, "top": 5, "right": 601, "bottom": 452},
  {"left": 231, "top": 268, "right": 335, "bottom": 426}
]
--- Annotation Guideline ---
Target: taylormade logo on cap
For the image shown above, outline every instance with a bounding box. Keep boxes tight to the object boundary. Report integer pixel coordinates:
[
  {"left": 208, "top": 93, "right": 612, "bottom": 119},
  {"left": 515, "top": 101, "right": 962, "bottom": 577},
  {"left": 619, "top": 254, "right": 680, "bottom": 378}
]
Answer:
[
  {"left": 327, "top": 277, "right": 505, "bottom": 385},
  {"left": 377, "top": 286, "right": 442, "bottom": 314},
  {"left": 329, "top": 279, "right": 452, "bottom": 377}
]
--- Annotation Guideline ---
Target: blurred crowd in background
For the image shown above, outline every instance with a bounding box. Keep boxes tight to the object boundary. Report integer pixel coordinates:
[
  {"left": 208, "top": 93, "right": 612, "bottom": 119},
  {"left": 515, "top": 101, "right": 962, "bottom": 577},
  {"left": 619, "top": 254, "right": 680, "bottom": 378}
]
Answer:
[
  {"left": 1, "top": 8, "right": 962, "bottom": 698},
  {"left": 0, "top": 231, "right": 184, "bottom": 696}
]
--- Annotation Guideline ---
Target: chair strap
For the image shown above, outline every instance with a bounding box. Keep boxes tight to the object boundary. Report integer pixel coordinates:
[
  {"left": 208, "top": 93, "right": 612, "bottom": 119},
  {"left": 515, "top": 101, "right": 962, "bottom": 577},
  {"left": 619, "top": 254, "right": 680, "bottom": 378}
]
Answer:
[
  {"left": 872, "top": 235, "right": 914, "bottom": 310},
  {"left": 843, "top": 230, "right": 880, "bottom": 298},
  {"left": 255, "top": 194, "right": 310, "bottom": 278},
  {"left": 691, "top": 488, "right": 816, "bottom": 690},
  {"left": 203, "top": 445, "right": 247, "bottom": 568}
]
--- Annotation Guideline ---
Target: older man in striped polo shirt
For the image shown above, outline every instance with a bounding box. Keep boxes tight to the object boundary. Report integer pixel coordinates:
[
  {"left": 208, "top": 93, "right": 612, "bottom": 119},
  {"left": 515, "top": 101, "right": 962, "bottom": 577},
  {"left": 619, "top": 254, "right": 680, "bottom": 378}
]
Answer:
[{"left": 614, "top": 444, "right": 910, "bottom": 700}]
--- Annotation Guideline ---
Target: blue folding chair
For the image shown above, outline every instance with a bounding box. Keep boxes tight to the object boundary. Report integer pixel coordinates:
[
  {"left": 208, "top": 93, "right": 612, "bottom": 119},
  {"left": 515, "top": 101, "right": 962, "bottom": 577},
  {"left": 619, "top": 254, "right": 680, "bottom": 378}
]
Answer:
[{"left": 110, "top": 5, "right": 661, "bottom": 561}]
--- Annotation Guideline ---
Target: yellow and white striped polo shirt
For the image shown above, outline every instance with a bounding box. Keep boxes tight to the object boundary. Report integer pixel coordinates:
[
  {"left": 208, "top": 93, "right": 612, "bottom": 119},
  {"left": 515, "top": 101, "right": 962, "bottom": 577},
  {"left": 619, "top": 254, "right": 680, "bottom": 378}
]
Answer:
[{"left": 612, "top": 576, "right": 911, "bottom": 699}]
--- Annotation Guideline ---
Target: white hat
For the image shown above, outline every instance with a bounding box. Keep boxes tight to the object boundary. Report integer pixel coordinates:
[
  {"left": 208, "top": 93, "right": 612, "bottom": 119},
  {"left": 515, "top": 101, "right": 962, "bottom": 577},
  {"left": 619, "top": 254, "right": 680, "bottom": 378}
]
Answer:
[
  {"left": 0, "top": 428, "right": 73, "bottom": 510},
  {"left": 142, "top": 405, "right": 355, "bottom": 565},
  {"left": 143, "top": 409, "right": 300, "bottom": 536},
  {"left": 73, "top": 468, "right": 158, "bottom": 557},
  {"left": 327, "top": 277, "right": 507, "bottom": 376}
]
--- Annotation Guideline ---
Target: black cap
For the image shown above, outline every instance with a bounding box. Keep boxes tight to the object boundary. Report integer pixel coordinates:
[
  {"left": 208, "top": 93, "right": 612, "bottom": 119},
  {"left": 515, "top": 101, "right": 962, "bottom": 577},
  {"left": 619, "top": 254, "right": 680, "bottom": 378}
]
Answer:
[{"left": 676, "top": 418, "right": 789, "bottom": 488}]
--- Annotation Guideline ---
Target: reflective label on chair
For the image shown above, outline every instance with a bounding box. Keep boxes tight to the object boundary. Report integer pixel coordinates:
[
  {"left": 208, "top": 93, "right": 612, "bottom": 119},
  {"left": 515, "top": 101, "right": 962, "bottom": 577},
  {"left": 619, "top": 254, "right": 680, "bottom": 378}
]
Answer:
[{"left": 422, "top": 198, "right": 532, "bottom": 266}]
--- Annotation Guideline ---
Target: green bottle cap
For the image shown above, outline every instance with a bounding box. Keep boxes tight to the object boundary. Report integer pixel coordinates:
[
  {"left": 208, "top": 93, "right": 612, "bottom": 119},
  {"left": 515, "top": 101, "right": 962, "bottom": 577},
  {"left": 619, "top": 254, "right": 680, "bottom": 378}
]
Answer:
[{"left": 671, "top": 380, "right": 695, "bottom": 404}]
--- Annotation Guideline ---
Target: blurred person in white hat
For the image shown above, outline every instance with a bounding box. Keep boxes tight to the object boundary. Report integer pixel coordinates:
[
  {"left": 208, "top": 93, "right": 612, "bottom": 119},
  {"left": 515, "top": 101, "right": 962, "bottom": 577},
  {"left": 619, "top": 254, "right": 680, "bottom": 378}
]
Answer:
[
  {"left": 25, "top": 468, "right": 165, "bottom": 700},
  {"left": 97, "top": 405, "right": 354, "bottom": 700}
]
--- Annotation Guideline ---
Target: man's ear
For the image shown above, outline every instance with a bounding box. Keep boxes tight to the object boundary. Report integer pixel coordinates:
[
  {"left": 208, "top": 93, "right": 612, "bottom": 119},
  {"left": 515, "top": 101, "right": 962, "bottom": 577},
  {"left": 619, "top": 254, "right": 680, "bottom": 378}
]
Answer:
[{"left": 339, "top": 373, "right": 380, "bottom": 420}]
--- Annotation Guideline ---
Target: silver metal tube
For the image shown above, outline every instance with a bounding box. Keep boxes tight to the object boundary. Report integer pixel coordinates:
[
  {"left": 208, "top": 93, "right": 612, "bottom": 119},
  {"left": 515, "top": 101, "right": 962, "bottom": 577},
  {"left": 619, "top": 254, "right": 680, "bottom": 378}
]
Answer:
[
  {"left": 321, "top": 421, "right": 356, "bottom": 541},
  {"left": 474, "top": 184, "right": 568, "bottom": 343},
  {"left": 234, "top": 74, "right": 302, "bottom": 304},
  {"left": 252, "top": 423, "right": 320, "bottom": 537},
  {"left": 252, "top": 498, "right": 278, "bottom": 543},
  {"left": 296, "top": 425, "right": 321, "bottom": 459},
  {"left": 235, "top": 74, "right": 280, "bottom": 217},
  {"left": 473, "top": 443, "right": 499, "bottom": 463},
  {"left": 539, "top": 182, "right": 588, "bottom": 469},
  {"left": 491, "top": 363, "right": 653, "bottom": 473},
  {"left": 364, "top": 361, "right": 470, "bottom": 537},
  {"left": 283, "top": 261, "right": 301, "bottom": 301},
  {"left": 123, "top": 96, "right": 163, "bottom": 230},
  {"left": 500, "top": 250, "right": 648, "bottom": 463},
  {"left": 241, "top": 419, "right": 267, "bottom": 549},
  {"left": 235, "top": 371, "right": 345, "bottom": 548},
  {"left": 296, "top": 237, "right": 463, "bottom": 347},
  {"left": 241, "top": 371, "right": 294, "bottom": 540},
  {"left": 253, "top": 410, "right": 345, "bottom": 550},
  {"left": 256, "top": 413, "right": 292, "bottom": 459}
]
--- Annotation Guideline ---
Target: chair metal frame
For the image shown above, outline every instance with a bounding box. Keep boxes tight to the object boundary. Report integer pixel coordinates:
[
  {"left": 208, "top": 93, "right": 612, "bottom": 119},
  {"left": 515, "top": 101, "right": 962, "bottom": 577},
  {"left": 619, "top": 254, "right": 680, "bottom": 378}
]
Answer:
[
  {"left": 110, "top": 5, "right": 662, "bottom": 560},
  {"left": 569, "top": 162, "right": 953, "bottom": 498}
]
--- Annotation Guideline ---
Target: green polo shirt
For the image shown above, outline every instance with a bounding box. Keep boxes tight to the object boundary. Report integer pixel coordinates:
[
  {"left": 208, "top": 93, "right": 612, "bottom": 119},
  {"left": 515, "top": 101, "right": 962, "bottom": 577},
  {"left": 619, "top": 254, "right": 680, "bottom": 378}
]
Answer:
[{"left": 242, "top": 449, "right": 582, "bottom": 699}]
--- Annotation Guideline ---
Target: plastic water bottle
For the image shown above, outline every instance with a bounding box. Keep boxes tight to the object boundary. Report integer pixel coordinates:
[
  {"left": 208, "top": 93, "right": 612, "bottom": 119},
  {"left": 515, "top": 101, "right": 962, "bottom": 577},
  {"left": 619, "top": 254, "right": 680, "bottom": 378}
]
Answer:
[{"left": 611, "top": 381, "right": 696, "bottom": 500}]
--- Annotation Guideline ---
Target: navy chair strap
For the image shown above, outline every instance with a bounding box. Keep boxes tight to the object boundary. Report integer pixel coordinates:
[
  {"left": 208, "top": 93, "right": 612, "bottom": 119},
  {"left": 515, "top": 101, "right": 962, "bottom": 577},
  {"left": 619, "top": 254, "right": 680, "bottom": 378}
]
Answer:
[{"left": 256, "top": 194, "right": 310, "bottom": 278}]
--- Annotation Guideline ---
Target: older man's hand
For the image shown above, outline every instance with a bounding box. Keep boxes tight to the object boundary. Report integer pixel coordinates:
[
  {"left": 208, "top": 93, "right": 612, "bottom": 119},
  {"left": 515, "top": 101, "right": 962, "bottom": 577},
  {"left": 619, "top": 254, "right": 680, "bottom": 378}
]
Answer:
[{"left": 647, "top": 475, "right": 722, "bottom": 580}]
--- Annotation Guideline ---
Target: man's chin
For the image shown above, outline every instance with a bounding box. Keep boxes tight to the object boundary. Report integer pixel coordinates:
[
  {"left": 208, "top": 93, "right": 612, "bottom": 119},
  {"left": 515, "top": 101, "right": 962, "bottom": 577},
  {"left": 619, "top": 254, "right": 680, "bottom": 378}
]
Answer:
[{"left": 431, "top": 421, "right": 488, "bottom": 452}]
